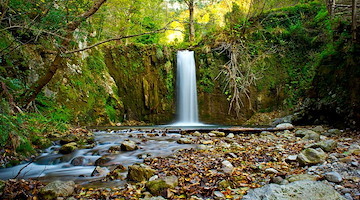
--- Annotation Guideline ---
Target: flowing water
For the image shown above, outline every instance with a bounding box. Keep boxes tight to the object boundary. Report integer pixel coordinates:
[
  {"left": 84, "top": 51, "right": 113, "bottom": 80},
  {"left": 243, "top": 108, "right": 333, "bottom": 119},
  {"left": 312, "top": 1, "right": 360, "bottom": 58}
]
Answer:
[
  {"left": 173, "top": 50, "right": 204, "bottom": 126},
  {"left": 0, "top": 130, "right": 195, "bottom": 186}
]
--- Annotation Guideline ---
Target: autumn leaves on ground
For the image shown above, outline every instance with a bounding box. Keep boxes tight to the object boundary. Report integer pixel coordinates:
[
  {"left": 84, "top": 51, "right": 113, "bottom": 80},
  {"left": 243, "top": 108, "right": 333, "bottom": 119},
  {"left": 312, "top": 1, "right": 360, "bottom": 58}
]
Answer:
[{"left": 0, "top": 125, "right": 359, "bottom": 200}]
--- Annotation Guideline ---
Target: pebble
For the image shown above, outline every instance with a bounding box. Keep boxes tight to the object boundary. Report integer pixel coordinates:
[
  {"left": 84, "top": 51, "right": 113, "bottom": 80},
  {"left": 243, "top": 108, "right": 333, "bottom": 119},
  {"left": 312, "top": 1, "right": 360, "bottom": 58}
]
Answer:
[
  {"left": 213, "top": 191, "right": 225, "bottom": 198},
  {"left": 265, "top": 168, "right": 279, "bottom": 174},
  {"left": 324, "top": 172, "right": 343, "bottom": 183}
]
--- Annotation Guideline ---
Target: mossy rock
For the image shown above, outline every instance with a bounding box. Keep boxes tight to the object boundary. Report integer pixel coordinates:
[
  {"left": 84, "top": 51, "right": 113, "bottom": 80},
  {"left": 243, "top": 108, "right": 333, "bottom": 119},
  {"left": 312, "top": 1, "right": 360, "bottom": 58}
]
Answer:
[
  {"left": 146, "top": 176, "right": 178, "bottom": 196},
  {"left": 127, "top": 164, "right": 155, "bottom": 182},
  {"left": 59, "top": 142, "right": 78, "bottom": 154}
]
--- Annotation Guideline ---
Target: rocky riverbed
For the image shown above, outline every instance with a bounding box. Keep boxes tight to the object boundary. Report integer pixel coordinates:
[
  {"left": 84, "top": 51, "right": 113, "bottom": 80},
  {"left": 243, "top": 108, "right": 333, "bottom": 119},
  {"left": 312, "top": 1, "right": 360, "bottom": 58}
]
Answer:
[{"left": 0, "top": 125, "right": 359, "bottom": 199}]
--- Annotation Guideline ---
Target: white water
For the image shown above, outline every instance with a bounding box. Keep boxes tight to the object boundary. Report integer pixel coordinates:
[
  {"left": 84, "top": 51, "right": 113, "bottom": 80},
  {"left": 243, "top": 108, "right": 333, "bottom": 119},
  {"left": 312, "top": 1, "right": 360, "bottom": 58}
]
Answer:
[{"left": 172, "top": 50, "right": 204, "bottom": 126}]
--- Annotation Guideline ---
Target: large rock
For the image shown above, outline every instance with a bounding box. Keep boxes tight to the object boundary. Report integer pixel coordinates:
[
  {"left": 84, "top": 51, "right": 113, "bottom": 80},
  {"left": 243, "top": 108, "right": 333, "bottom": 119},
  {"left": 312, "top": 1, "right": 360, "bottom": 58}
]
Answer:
[
  {"left": 297, "top": 148, "right": 327, "bottom": 166},
  {"left": 242, "top": 180, "right": 346, "bottom": 200},
  {"left": 59, "top": 142, "right": 78, "bottom": 154},
  {"left": 39, "top": 180, "right": 75, "bottom": 200},
  {"left": 127, "top": 164, "right": 156, "bottom": 182},
  {"left": 121, "top": 140, "right": 139, "bottom": 151},
  {"left": 305, "top": 140, "right": 337, "bottom": 152},
  {"left": 296, "top": 129, "right": 320, "bottom": 141},
  {"left": 146, "top": 176, "right": 178, "bottom": 196}
]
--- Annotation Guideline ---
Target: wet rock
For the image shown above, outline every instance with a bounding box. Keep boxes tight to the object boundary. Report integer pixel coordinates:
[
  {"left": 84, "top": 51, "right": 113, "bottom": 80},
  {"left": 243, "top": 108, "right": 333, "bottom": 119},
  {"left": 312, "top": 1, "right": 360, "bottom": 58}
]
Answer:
[
  {"left": 210, "top": 130, "right": 226, "bottom": 137},
  {"left": 177, "top": 138, "right": 193, "bottom": 144},
  {"left": 297, "top": 148, "right": 327, "bottom": 166},
  {"left": 191, "top": 131, "right": 202, "bottom": 137},
  {"left": 305, "top": 140, "right": 337, "bottom": 152},
  {"left": 287, "top": 174, "right": 318, "bottom": 182},
  {"left": 127, "top": 164, "right": 156, "bottom": 182},
  {"left": 39, "top": 180, "right": 75, "bottom": 200},
  {"left": 145, "top": 175, "right": 178, "bottom": 196},
  {"left": 265, "top": 168, "right": 279, "bottom": 174},
  {"left": 242, "top": 180, "right": 345, "bottom": 200},
  {"left": 276, "top": 123, "right": 294, "bottom": 129},
  {"left": 121, "top": 140, "right": 139, "bottom": 151},
  {"left": 71, "top": 156, "right": 86, "bottom": 166},
  {"left": 95, "top": 155, "right": 116, "bottom": 166},
  {"left": 59, "top": 142, "right": 78, "bottom": 154},
  {"left": 108, "top": 145, "right": 122, "bottom": 152},
  {"left": 221, "top": 160, "right": 234, "bottom": 174},
  {"left": 91, "top": 166, "right": 108, "bottom": 177},
  {"left": 325, "top": 172, "right": 343, "bottom": 183}
]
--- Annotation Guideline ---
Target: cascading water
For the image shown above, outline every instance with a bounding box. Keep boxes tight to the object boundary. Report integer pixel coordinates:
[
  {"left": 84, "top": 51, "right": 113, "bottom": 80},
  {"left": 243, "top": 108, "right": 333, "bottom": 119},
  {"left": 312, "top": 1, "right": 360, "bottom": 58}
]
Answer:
[{"left": 172, "top": 50, "right": 203, "bottom": 126}]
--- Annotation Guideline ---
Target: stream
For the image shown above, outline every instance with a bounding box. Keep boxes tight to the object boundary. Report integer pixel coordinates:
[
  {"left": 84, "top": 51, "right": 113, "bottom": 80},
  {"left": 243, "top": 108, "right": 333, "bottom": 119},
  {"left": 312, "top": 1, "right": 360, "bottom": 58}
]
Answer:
[{"left": 0, "top": 129, "right": 195, "bottom": 186}]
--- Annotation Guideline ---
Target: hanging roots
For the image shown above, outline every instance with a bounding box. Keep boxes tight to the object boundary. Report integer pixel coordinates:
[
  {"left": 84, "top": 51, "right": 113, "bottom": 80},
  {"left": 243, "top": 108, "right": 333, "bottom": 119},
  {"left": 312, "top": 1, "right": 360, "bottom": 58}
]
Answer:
[{"left": 214, "top": 41, "right": 266, "bottom": 117}]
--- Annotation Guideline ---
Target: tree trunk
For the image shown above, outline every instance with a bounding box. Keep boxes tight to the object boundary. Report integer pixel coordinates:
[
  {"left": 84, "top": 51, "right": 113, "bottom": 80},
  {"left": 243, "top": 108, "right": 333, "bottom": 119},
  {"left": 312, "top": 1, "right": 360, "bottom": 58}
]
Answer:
[
  {"left": 352, "top": 0, "right": 358, "bottom": 41},
  {"left": 20, "top": 0, "right": 107, "bottom": 106},
  {"left": 188, "top": 0, "right": 195, "bottom": 42}
]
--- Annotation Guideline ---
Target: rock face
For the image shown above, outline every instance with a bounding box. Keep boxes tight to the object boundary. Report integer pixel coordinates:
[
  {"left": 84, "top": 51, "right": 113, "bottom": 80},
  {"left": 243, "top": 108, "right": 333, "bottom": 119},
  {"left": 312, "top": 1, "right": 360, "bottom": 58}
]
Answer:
[
  {"left": 145, "top": 176, "right": 178, "bottom": 196},
  {"left": 121, "top": 140, "right": 138, "bottom": 151},
  {"left": 297, "top": 148, "right": 327, "bottom": 165},
  {"left": 127, "top": 164, "right": 156, "bottom": 182},
  {"left": 39, "top": 180, "right": 75, "bottom": 200},
  {"left": 242, "top": 180, "right": 346, "bottom": 200}
]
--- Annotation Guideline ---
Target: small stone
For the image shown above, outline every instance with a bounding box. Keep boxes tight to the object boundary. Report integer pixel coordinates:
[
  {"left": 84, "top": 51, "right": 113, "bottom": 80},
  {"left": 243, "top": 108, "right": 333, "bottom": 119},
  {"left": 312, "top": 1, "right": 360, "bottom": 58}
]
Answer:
[
  {"left": 285, "top": 155, "right": 298, "bottom": 163},
  {"left": 213, "top": 191, "right": 225, "bottom": 198},
  {"left": 197, "top": 145, "right": 209, "bottom": 150},
  {"left": 303, "top": 131, "right": 320, "bottom": 141},
  {"left": 192, "top": 131, "right": 202, "bottom": 137},
  {"left": 276, "top": 123, "right": 294, "bottom": 129},
  {"left": 221, "top": 160, "right": 234, "bottom": 174},
  {"left": 265, "top": 168, "right": 279, "bottom": 174},
  {"left": 201, "top": 140, "right": 213, "bottom": 145},
  {"left": 218, "top": 180, "right": 232, "bottom": 189},
  {"left": 344, "top": 193, "right": 353, "bottom": 200},
  {"left": 270, "top": 176, "right": 284, "bottom": 184},
  {"left": 351, "top": 161, "right": 359, "bottom": 167},
  {"left": 324, "top": 172, "right": 343, "bottom": 183},
  {"left": 177, "top": 138, "right": 193, "bottom": 144},
  {"left": 121, "top": 140, "right": 138, "bottom": 151},
  {"left": 210, "top": 130, "right": 226, "bottom": 137},
  {"left": 108, "top": 145, "right": 121, "bottom": 152},
  {"left": 226, "top": 133, "right": 235, "bottom": 138}
]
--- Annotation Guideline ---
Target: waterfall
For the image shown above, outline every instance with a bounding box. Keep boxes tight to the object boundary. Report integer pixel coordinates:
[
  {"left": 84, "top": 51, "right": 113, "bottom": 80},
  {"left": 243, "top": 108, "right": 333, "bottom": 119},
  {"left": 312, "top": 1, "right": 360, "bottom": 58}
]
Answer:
[{"left": 172, "top": 50, "right": 203, "bottom": 126}]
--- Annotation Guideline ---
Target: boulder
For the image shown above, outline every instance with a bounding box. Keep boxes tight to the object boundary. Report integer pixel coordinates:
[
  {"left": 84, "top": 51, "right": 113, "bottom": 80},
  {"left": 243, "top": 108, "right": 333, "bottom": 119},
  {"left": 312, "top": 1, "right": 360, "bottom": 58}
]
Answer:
[
  {"left": 127, "top": 164, "right": 156, "bottom": 182},
  {"left": 59, "top": 142, "right": 78, "bottom": 154},
  {"left": 39, "top": 180, "right": 75, "bottom": 200},
  {"left": 276, "top": 123, "right": 294, "bottom": 129},
  {"left": 242, "top": 180, "right": 346, "bottom": 200},
  {"left": 145, "top": 176, "right": 178, "bottom": 196},
  {"left": 305, "top": 140, "right": 337, "bottom": 152},
  {"left": 121, "top": 140, "right": 138, "bottom": 151},
  {"left": 324, "top": 172, "right": 343, "bottom": 183},
  {"left": 94, "top": 155, "right": 116, "bottom": 166},
  {"left": 297, "top": 148, "right": 327, "bottom": 166}
]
